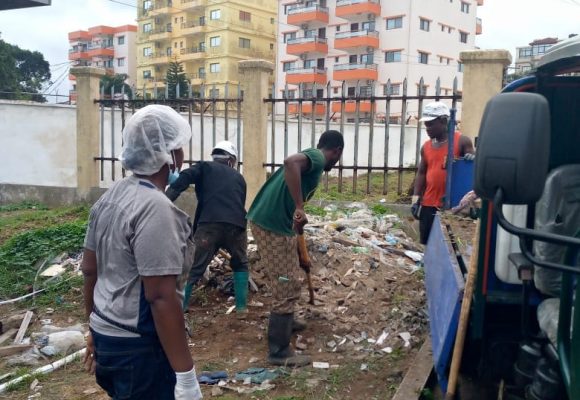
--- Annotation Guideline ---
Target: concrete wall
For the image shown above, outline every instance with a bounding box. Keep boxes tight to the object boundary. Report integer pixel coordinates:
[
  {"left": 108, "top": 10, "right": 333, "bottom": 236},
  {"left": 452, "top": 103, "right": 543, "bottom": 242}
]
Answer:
[{"left": 0, "top": 101, "right": 77, "bottom": 188}]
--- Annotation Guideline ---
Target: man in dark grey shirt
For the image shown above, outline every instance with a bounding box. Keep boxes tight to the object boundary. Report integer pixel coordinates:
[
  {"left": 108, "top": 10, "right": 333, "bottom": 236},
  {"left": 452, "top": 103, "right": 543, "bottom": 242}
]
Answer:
[{"left": 166, "top": 141, "right": 249, "bottom": 315}]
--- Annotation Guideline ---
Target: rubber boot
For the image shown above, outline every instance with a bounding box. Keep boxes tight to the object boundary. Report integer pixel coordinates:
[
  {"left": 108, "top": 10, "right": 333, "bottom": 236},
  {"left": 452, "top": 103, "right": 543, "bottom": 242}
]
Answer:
[
  {"left": 233, "top": 271, "right": 249, "bottom": 317},
  {"left": 268, "top": 313, "right": 311, "bottom": 367},
  {"left": 182, "top": 282, "right": 194, "bottom": 311}
]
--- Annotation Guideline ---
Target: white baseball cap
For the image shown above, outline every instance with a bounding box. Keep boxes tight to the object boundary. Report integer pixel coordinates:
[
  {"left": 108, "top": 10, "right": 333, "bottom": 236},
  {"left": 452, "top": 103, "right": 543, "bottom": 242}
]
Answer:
[
  {"left": 420, "top": 102, "right": 451, "bottom": 122},
  {"left": 212, "top": 140, "right": 238, "bottom": 159}
]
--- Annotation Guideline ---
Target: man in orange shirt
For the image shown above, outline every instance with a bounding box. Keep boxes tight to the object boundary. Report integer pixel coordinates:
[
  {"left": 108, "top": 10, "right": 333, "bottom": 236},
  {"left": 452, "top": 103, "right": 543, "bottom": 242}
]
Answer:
[{"left": 412, "top": 102, "right": 475, "bottom": 244}]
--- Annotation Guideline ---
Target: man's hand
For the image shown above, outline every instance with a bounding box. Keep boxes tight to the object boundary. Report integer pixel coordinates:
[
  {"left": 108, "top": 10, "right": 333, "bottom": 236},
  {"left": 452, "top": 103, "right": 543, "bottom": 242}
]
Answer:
[
  {"left": 293, "top": 208, "right": 308, "bottom": 234},
  {"left": 84, "top": 332, "right": 96, "bottom": 374},
  {"left": 411, "top": 195, "right": 421, "bottom": 220},
  {"left": 175, "top": 367, "right": 203, "bottom": 400}
]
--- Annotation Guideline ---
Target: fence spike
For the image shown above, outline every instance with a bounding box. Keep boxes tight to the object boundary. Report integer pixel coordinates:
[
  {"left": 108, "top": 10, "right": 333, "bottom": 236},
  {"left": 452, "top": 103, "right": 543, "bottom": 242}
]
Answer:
[
  {"left": 212, "top": 83, "right": 217, "bottom": 98},
  {"left": 165, "top": 83, "right": 169, "bottom": 100},
  {"left": 386, "top": 79, "right": 391, "bottom": 96},
  {"left": 153, "top": 82, "right": 158, "bottom": 99},
  {"left": 200, "top": 83, "right": 205, "bottom": 99},
  {"left": 225, "top": 82, "right": 229, "bottom": 98},
  {"left": 176, "top": 81, "right": 180, "bottom": 99},
  {"left": 435, "top": 77, "right": 441, "bottom": 97},
  {"left": 402, "top": 78, "right": 408, "bottom": 96},
  {"left": 418, "top": 77, "right": 424, "bottom": 95},
  {"left": 453, "top": 76, "right": 458, "bottom": 94}
]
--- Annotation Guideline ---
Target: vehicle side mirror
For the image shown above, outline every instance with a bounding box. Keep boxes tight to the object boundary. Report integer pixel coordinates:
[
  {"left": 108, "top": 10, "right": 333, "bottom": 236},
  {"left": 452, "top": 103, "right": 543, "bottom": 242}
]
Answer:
[{"left": 474, "top": 93, "right": 551, "bottom": 204}]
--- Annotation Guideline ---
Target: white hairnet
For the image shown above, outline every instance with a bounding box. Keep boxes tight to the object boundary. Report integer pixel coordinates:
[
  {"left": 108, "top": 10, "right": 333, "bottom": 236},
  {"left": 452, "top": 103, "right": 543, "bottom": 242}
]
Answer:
[{"left": 120, "top": 105, "right": 192, "bottom": 175}]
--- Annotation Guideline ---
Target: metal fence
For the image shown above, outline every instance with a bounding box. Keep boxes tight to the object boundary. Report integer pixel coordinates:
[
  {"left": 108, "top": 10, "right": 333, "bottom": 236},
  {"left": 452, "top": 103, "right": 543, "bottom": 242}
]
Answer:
[
  {"left": 94, "top": 83, "right": 243, "bottom": 185},
  {"left": 266, "top": 77, "right": 462, "bottom": 196}
]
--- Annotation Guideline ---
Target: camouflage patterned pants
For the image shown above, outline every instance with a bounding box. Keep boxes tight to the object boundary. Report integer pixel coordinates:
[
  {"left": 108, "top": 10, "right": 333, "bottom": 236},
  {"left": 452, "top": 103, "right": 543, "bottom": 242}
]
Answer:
[{"left": 250, "top": 222, "right": 303, "bottom": 314}]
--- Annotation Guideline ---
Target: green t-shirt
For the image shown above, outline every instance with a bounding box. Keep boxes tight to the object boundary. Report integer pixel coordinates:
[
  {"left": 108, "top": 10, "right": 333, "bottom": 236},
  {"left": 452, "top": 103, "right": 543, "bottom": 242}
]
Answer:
[{"left": 247, "top": 148, "right": 325, "bottom": 236}]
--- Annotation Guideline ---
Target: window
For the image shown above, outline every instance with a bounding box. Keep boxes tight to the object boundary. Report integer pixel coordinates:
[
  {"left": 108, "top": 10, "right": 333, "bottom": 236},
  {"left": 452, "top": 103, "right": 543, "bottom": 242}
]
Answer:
[
  {"left": 519, "top": 47, "right": 533, "bottom": 58},
  {"left": 282, "top": 61, "right": 295, "bottom": 71},
  {"left": 460, "top": 31, "right": 468, "bottom": 43},
  {"left": 304, "top": 59, "right": 315, "bottom": 68},
  {"left": 166, "top": 47, "right": 172, "bottom": 56},
  {"left": 174, "top": 42, "right": 178, "bottom": 48},
  {"left": 143, "top": 23, "right": 152, "bottom": 33},
  {"left": 282, "top": 90, "right": 296, "bottom": 99},
  {"left": 386, "top": 17, "right": 403, "bottom": 30},
  {"left": 117, "top": 36, "right": 125, "bottom": 45},
  {"left": 385, "top": 50, "right": 401, "bottom": 63},
  {"left": 239, "top": 37, "right": 251, "bottom": 48},
  {"left": 360, "top": 86, "right": 372, "bottom": 96},
  {"left": 333, "top": 87, "right": 339, "bottom": 94},
  {"left": 360, "top": 53, "right": 373, "bottom": 64},
  {"left": 198, "top": 67, "right": 206, "bottom": 78},
  {"left": 336, "top": 25, "right": 341, "bottom": 32},
  {"left": 458, "top": 62, "right": 464, "bottom": 72},
  {"left": 383, "top": 83, "right": 401, "bottom": 96},
  {"left": 210, "top": 9, "right": 221, "bottom": 20},
  {"left": 209, "top": 88, "right": 219, "bottom": 98},
  {"left": 419, "top": 18, "right": 430, "bottom": 31},
  {"left": 271, "top": 17, "right": 275, "bottom": 24},
  {"left": 239, "top": 11, "right": 251, "bottom": 22},
  {"left": 180, "top": 41, "right": 183, "bottom": 48},
  {"left": 461, "top": 1, "right": 470, "bottom": 13},
  {"left": 117, "top": 58, "right": 125, "bottom": 67},
  {"left": 270, "top": 43, "right": 274, "bottom": 50},
  {"left": 210, "top": 36, "right": 221, "bottom": 47},
  {"left": 283, "top": 32, "right": 296, "bottom": 43},
  {"left": 418, "top": 51, "right": 429, "bottom": 64},
  {"left": 143, "top": 47, "right": 152, "bottom": 57},
  {"left": 210, "top": 63, "right": 220, "bottom": 73},
  {"left": 335, "top": 57, "right": 339, "bottom": 63},
  {"left": 143, "top": 0, "right": 151, "bottom": 11}
]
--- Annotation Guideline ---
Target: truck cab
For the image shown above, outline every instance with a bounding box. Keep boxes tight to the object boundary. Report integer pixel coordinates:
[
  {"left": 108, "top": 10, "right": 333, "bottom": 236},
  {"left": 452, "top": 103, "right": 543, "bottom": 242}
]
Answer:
[{"left": 425, "top": 35, "right": 580, "bottom": 399}]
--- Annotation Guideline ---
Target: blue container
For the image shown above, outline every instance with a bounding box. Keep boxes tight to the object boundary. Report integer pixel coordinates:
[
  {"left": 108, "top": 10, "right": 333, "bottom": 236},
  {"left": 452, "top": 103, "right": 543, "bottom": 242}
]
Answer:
[{"left": 449, "top": 159, "right": 474, "bottom": 208}]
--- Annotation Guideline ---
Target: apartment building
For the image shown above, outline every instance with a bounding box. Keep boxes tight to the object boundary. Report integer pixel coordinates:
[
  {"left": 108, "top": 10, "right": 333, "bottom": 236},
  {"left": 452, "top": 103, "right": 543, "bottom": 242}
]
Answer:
[
  {"left": 515, "top": 36, "right": 569, "bottom": 73},
  {"left": 136, "top": 0, "right": 276, "bottom": 99},
  {"left": 68, "top": 25, "right": 137, "bottom": 102},
  {"left": 276, "top": 0, "right": 483, "bottom": 121}
]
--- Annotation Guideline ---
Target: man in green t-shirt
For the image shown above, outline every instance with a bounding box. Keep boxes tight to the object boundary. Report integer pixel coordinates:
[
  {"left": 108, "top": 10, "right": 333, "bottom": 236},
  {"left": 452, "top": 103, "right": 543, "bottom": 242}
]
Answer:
[{"left": 247, "top": 130, "right": 344, "bottom": 367}]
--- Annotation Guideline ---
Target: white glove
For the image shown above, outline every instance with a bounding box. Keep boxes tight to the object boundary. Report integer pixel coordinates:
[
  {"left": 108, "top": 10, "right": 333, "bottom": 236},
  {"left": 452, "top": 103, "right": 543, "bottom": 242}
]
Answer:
[
  {"left": 175, "top": 367, "right": 203, "bottom": 400},
  {"left": 464, "top": 153, "right": 476, "bottom": 161}
]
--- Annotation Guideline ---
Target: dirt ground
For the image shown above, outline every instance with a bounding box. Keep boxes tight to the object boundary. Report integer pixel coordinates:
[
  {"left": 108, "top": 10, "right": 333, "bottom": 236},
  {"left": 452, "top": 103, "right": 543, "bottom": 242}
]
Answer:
[{"left": 1, "top": 206, "right": 429, "bottom": 400}]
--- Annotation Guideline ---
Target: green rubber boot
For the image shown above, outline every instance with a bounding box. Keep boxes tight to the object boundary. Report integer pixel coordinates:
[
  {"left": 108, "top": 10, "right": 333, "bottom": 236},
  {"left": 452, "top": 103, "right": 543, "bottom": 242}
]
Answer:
[
  {"left": 182, "top": 282, "right": 194, "bottom": 311},
  {"left": 233, "top": 271, "right": 249, "bottom": 314}
]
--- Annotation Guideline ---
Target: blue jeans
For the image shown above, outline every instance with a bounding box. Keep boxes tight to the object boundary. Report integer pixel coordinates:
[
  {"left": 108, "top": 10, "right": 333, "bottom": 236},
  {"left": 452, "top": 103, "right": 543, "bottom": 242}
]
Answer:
[{"left": 91, "top": 329, "right": 176, "bottom": 400}]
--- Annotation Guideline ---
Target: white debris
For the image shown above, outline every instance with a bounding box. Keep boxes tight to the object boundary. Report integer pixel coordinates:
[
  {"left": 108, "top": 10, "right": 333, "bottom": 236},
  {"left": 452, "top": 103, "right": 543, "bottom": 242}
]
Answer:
[
  {"left": 399, "top": 332, "right": 412, "bottom": 347},
  {"left": 313, "top": 361, "right": 330, "bottom": 369},
  {"left": 376, "top": 331, "right": 389, "bottom": 346}
]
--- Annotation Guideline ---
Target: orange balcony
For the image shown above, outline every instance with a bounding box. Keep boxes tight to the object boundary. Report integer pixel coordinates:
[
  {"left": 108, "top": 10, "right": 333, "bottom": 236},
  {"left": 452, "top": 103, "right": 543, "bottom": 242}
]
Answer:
[
  {"left": 68, "top": 30, "right": 91, "bottom": 41},
  {"left": 287, "top": 36, "right": 328, "bottom": 55},
  {"left": 87, "top": 47, "right": 114, "bottom": 57},
  {"left": 68, "top": 51, "right": 90, "bottom": 60},
  {"left": 287, "top": 5, "right": 329, "bottom": 26},
  {"left": 333, "top": 63, "right": 378, "bottom": 81},
  {"left": 331, "top": 100, "right": 375, "bottom": 113},
  {"left": 476, "top": 18, "right": 482, "bottom": 35},
  {"left": 334, "top": 30, "right": 379, "bottom": 49},
  {"left": 286, "top": 68, "right": 327, "bottom": 85},
  {"left": 288, "top": 103, "right": 326, "bottom": 115},
  {"left": 335, "top": 0, "right": 381, "bottom": 18}
]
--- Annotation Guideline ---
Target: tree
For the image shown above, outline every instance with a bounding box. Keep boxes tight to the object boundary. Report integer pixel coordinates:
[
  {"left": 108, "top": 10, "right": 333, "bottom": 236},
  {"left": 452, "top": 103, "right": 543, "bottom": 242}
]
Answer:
[
  {"left": 165, "top": 60, "right": 189, "bottom": 99},
  {"left": 0, "top": 39, "right": 51, "bottom": 102},
  {"left": 100, "top": 73, "right": 132, "bottom": 99}
]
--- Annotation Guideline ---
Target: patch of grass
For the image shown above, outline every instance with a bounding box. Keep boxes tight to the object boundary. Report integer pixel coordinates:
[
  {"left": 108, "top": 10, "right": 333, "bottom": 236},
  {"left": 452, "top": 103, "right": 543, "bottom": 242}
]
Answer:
[
  {"left": 5, "top": 368, "right": 40, "bottom": 393},
  {"left": 0, "top": 219, "right": 88, "bottom": 299},
  {"left": 200, "top": 361, "right": 226, "bottom": 372},
  {"left": 304, "top": 204, "right": 327, "bottom": 217},
  {"left": 370, "top": 204, "right": 392, "bottom": 215},
  {"left": 313, "top": 172, "right": 415, "bottom": 203},
  {"left": 0, "top": 201, "right": 48, "bottom": 212},
  {"left": 326, "top": 363, "right": 359, "bottom": 393}
]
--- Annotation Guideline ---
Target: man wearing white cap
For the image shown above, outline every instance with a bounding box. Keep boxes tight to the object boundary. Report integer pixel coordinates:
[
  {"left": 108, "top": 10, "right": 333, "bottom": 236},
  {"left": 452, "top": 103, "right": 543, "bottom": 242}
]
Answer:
[
  {"left": 166, "top": 141, "right": 249, "bottom": 315},
  {"left": 412, "top": 102, "right": 475, "bottom": 244}
]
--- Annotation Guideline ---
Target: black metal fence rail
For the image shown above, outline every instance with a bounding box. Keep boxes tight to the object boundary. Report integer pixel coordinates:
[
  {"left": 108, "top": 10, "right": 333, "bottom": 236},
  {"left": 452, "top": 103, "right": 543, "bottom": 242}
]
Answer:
[
  {"left": 94, "top": 83, "right": 243, "bottom": 183},
  {"left": 265, "top": 77, "right": 462, "bottom": 196}
]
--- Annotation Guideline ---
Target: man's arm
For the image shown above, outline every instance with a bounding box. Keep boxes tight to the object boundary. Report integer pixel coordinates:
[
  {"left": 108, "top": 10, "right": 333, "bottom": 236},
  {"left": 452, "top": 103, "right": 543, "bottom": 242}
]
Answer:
[
  {"left": 143, "top": 275, "right": 194, "bottom": 373},
  {"left": 81, "top": 248, "right": 98, "bottom": 373},
  {"left": 166, "top": 165, "right": 201, "bottom": 201},
  {"left": 413, "top": 146, "right": 427, "bottom": 200},
  {"left": 459, "top": 135, "right": 475, "bottom": 157},
  {"left": 283, "top": 153, "right": 311, "bottom": 233}
]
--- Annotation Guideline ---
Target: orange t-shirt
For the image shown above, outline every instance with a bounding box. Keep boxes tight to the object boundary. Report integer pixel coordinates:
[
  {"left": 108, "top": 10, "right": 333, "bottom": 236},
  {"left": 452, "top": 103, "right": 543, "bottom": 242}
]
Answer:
[{"left": 422, "top": 132, "right": 462, "bottom": 208}]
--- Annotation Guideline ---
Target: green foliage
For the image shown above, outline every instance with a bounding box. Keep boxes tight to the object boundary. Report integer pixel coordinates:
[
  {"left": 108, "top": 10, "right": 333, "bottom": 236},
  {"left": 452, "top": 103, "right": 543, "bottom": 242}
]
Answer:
[
  {"left": 304, "top": 204, "right": 327, "bottom": 217},
  {"left": 0, "top": 220, "right": 87, "bottom": 298},
  {"left": 100, "top": 73, "right": 132, "bottom": 98},
  {"left": 165, "top": 60, "right": 189, "bottom": 99},
  {"left": 0, "top": 201, "right": 48, "bottom": 212},
  {"left": 371, "top": 204, "right": 392, "bottom": 215},
  {"left": 0, "top": 39, "right": 51, "bottom": 102}
]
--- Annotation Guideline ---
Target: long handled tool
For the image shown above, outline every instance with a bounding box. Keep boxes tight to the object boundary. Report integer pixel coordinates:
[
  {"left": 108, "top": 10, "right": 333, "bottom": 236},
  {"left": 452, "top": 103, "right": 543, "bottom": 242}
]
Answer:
[
  {"left": 297, "top": 234, "right": 315, "bottom": 305},
  {"left": 445, "top": 219, "right": 481, "bottom": 400}
]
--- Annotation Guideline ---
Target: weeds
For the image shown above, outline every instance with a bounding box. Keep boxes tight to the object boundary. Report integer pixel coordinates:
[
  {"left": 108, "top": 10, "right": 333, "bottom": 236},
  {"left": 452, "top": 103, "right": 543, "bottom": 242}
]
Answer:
[
  {"left": 304, "top": 204, "right": 327, "bottom": 217},
  {"left": 0, "top": 201, "right": 48, "bottom": 212}
]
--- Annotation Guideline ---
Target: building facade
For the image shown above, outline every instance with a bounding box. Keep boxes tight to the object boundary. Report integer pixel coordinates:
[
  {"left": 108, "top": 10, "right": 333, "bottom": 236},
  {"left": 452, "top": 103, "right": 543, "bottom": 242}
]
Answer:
[
  {"left": 515, "top": 37, "right": 562, "bottom": 73},
  {"left": 276, "top": 0, "right": 483, "bottom": 121},
  {"left": 68, "top": 25, "right": 138, "bottom": 102},
  {"left": 136, "top": 0, "right": 277, "bottom": 99}
]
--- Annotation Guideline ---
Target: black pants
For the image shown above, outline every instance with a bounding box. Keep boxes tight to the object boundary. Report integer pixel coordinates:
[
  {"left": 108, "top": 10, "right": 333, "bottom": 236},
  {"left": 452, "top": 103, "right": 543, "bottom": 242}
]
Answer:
[
  {"left": 188, "top": 222, "right": 248, "bottom": 285},
  {"left": 419, "top": 206, "right": 439, "bottom": 245}
]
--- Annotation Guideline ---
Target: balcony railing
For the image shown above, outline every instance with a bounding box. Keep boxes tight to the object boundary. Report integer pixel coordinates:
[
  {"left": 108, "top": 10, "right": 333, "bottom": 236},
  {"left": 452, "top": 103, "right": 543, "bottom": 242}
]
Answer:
[
  {"left": 288, "top": 4, "right": 329, "bottom": 14},
  {"left": 287, "top": 67, "right": 327, "bottom": 75},
  {"left": 180, "top": 47, "right": 206, "bottom": 55},
  {"left": 287, "top": 36, "right": 327, "bottom": 45},
  {"left": 335, "top": 30, "right": 378, "bottom": 39},
  {"left": 337, "top": 0, "right": 379, "bottom": 5},
  {"left": 334, "top": 63, "right": 377, "bottom": 71}
]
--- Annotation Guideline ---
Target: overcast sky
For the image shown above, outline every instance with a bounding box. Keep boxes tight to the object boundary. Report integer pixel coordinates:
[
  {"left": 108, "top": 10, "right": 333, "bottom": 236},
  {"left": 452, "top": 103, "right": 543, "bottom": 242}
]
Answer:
[{"left": 0, "top": 0, "right": 578, "bottom": 103}]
